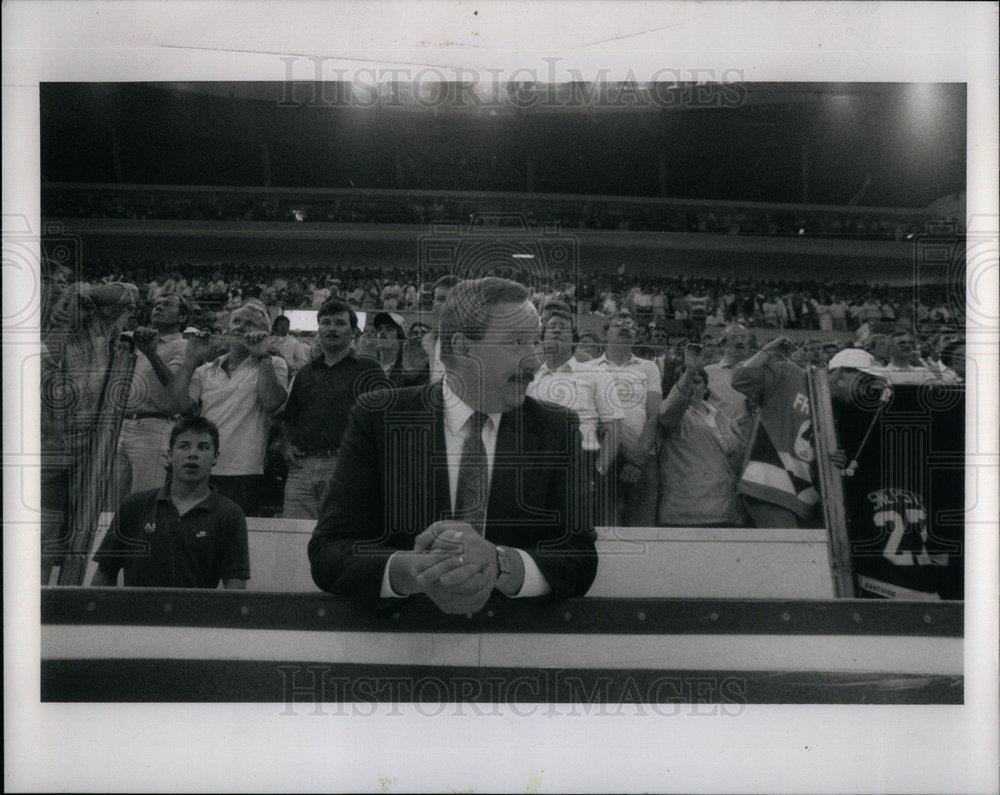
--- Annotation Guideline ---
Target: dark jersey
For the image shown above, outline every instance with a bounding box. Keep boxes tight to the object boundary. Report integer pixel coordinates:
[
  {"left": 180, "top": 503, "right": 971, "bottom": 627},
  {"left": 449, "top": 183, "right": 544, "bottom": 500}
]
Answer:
[{"left": 834, "top": 384, "right": 964, "bottom": 600}]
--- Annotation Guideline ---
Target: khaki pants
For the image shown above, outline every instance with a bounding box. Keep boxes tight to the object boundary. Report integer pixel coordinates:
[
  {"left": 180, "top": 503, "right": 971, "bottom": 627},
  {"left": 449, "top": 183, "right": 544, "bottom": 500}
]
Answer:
[
  {"left": 115, "top": 417, "right": 173, "bottom": 500},
  {"left": 282, "top": 454, "right": 340, "bottom": 520}
]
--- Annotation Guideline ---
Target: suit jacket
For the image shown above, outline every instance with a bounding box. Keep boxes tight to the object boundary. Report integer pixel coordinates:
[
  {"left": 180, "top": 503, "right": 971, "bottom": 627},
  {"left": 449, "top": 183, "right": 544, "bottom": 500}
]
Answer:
[{"left": 309, "top": 381, "right": 598, "bottom": 607}]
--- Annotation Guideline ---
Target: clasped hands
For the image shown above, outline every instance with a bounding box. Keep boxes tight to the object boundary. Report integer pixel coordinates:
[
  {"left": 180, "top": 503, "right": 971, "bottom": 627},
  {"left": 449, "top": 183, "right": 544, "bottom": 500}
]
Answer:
[{"left": 389, "top": 521, "right": 498, "bottom": 615}]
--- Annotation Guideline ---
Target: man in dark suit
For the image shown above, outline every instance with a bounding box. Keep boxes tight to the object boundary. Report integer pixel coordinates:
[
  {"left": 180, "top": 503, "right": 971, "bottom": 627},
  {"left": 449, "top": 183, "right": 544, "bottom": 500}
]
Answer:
[{"left": 309, "top": 277, "right": 598, "bottom": 614}]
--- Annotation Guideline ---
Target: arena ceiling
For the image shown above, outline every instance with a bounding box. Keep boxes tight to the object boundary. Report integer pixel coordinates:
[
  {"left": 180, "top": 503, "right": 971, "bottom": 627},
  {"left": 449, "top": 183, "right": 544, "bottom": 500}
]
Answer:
[{"left": 41, "top": 82, "right": 965, "bottom": 208}]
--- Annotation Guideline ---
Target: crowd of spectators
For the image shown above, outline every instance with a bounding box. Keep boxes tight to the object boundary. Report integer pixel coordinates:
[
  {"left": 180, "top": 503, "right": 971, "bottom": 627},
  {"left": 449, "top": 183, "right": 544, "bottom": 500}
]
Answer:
[
  {"left": 43, "top": 185, "right": 935, "bottom": 241},
  {"left": 43, "top": 255, "right": 964, "bottom": 601},
  {"left": 76, "top": 257, "right": 960, "bottom": 344}
]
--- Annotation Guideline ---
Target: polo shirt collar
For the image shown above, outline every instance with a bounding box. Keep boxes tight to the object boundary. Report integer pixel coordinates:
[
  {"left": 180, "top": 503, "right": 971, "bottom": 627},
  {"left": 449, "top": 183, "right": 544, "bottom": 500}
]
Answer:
[
  {"left": 441, "top": 377, "right": 501, "bottom": 436},
  {"left": 155, "top": 483, "right": 220, "bottom": 512},
  {"left": 313, "top": 350, "right": 356, "bottom": 369}
]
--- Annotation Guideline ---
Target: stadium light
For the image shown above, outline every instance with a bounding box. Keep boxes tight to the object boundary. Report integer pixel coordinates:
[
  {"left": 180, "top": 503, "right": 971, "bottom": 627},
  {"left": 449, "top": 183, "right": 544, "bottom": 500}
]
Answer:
[{"left": 904, "top": 84, "right": 940, "bottom": 133}]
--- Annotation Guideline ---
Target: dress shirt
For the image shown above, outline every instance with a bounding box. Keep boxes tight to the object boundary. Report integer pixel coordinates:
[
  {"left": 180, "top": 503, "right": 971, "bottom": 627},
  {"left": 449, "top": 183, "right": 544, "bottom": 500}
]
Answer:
[{"left": 380, "top": 377, "right": 552, "bottom": 599}]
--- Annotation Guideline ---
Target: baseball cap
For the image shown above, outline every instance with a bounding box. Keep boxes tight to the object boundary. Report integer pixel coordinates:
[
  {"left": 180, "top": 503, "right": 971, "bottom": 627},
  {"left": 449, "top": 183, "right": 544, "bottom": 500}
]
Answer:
[
  {"left": 828, "top": 348, "right": 880, "bottom": 374},
  {"left": 371, "top": 312, "right": 408, "bottom": 336}
]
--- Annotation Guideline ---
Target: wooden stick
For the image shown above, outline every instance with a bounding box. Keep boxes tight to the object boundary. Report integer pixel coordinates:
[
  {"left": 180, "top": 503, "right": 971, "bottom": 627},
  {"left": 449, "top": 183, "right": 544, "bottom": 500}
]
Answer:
[{"left": 808, "top": 366, "right": 856, "bottom": 598}]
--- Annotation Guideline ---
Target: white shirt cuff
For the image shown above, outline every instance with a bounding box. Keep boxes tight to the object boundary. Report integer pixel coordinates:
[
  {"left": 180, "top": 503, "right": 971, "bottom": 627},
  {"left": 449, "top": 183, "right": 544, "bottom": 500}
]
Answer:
[
  {"left": 509, "top": 549, "right": 552, "bottom": 598},
  {"left": 379, "top": 552, "right": 405, "bottom": 598}
]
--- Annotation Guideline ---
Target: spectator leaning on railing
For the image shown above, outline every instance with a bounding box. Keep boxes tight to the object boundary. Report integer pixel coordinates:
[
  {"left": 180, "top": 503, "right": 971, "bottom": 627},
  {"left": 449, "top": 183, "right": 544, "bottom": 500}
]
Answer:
[
  {"left": 308, "top": 277, "right": 598, "bottom": 614},
  {"left": 92, "top": 416, "right": 250, "bottom": 589}
]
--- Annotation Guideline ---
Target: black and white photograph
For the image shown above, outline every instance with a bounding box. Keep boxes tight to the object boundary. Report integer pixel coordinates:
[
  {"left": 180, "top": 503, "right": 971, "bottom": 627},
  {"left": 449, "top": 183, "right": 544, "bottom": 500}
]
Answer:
[{"left": 4, "top": 2, "right": 998, "bottom": 792}]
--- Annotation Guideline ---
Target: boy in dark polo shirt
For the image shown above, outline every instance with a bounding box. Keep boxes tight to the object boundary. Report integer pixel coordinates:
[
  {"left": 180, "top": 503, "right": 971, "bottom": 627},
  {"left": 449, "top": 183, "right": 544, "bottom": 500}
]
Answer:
[
  {"left": 92, "top": 416, "right": 250, "bottom": 589},
  {"left": 277, "top": 299, "right": 391, "bottom": 519}
]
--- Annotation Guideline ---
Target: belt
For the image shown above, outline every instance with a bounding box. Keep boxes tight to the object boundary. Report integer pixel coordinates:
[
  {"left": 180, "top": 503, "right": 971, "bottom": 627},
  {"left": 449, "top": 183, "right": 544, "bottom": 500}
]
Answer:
[
  {"left": 124, "top": 412, "right": 174, "bottom": 421},
  {"left": 299, "top": 447, "right": 340, "bottom": 457}
]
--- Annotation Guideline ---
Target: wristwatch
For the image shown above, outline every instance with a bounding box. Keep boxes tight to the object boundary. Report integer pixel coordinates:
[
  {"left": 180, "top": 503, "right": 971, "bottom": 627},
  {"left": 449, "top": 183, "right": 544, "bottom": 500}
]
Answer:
[{"left": 495, "top": 545, "right": 512, "bottom": 586}]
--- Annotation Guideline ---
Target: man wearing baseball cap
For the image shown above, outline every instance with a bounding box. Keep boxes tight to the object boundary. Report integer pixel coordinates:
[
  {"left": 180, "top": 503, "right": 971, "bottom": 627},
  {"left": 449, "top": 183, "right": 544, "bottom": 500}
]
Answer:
[
  {"left": 372, "top": 311, "right": 430, "bottom": 388},
  {"left": 827, "top": 348, "right": 885, "bottom": 404}
]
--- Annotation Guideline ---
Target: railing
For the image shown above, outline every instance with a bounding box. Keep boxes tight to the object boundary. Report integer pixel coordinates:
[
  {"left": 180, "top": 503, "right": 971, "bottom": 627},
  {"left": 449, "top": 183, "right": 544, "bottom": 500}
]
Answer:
[
  {"left": 42, "top": 182, "right": 936, "bottom": 241},
  {"left": 40, "top": 587, "right": 963, "bottom": 703}
]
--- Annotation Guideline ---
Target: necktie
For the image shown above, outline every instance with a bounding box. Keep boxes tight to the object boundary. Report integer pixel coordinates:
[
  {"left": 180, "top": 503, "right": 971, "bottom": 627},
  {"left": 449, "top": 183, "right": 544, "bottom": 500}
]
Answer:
[{"left": 454, "top": 411, "right": 488, "bottom": 534}]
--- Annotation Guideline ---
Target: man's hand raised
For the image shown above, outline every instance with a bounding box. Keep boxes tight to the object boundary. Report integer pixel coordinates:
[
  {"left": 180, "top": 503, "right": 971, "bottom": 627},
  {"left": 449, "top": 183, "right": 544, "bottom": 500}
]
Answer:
[
  {"left": 683, "top": 342, "right": 703, "bottom": 369},
  {"left": 132, "top": 326, "right": 158, "bottom": 356},
  {"left": 402, "top": 337, "right": 429, "bottom": 372},
  {"left": 245, "top": 330, "right": 272, "bottom": 359},
  {"left": 184, "top": 332, "right": 213, "bottom": 367},
  {"left": 763, "top": 335, "right": 795, "bottom": 358}
]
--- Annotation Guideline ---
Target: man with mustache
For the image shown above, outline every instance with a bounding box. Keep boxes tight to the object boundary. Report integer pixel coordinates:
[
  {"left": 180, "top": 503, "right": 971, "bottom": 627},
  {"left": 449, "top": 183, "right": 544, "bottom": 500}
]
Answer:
[
  {"left": 309, "top": 277, "right": 597, "bottom": 614},
  {"left": 276, "top": 299, "right": 390, "bottom": 520}
]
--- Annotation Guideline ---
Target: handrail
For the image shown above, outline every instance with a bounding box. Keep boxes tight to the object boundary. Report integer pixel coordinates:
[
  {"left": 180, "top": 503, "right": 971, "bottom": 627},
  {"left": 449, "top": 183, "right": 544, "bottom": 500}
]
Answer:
[{"left": 42, "top": 587, "right": 963, "bottom": 637}]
